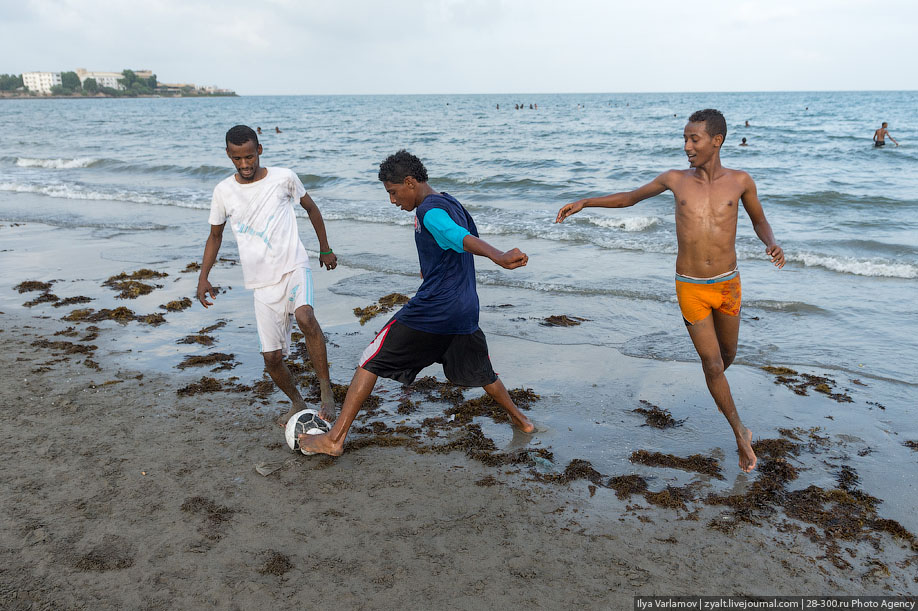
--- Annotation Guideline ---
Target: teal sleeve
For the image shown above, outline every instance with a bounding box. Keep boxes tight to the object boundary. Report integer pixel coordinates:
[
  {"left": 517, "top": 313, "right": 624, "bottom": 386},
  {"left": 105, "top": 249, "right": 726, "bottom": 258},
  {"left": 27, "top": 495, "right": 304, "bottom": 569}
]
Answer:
[{"left": 423, "top": 208, "right": 470, "bottom": 253}]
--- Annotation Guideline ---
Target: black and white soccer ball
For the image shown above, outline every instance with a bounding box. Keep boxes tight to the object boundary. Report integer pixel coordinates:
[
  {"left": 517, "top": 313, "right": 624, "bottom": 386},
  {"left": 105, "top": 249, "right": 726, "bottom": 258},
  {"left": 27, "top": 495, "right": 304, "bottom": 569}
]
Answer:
[{"left": 284, "top": 408, "right": 331, "bottom": 455}]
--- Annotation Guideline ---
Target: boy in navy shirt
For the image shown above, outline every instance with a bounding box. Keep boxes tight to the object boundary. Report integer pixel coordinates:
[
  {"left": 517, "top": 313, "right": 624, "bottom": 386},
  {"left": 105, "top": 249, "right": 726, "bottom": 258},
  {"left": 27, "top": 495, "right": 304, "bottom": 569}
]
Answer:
[{"left": 298, "top": 150, "right": 535, "bottom": 456}]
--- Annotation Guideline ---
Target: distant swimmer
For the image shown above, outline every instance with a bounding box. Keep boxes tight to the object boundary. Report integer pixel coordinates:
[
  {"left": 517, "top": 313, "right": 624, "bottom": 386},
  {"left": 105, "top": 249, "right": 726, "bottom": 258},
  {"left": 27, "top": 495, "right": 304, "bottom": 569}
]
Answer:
[
  {"left": 275, "top": 126, "right": 282, "bottom": 133},
  {"left": 740, "top": 137, "right": 748, "bottom": 146},
  {"left": 257, "top": 126, "right": 263, "bottom": 134},
  {"left": 873, "top": 122, "right": 899, "bottom": 147},
  {"left": 556, "top": 109, "right": 785, "bottom": 473},
  {"left": 744, "top": 120, "right": 750, "bottom": 127},
  {"left": 496, "top": 103, "right": 499, "bottom": 110}
]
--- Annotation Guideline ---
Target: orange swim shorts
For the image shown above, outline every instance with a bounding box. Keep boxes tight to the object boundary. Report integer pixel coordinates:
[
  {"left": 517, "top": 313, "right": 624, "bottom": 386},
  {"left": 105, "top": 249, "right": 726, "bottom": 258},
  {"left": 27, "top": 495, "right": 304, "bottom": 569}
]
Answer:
[{"left": 675, "top": 270, "right": 741, "bottom": 325}]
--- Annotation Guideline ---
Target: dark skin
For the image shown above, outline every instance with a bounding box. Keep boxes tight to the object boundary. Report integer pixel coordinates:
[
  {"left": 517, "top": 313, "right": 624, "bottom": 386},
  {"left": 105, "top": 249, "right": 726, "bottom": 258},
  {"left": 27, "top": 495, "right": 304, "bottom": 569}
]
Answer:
[
  {"left": 297, "top": 176, "right": 535, "bottom": 457},
  {"left": 197, "top": 138, "right": 339, "bottom": 423},
  {"left": 556, "top": 121, "right": 785, "bottom": 473}
]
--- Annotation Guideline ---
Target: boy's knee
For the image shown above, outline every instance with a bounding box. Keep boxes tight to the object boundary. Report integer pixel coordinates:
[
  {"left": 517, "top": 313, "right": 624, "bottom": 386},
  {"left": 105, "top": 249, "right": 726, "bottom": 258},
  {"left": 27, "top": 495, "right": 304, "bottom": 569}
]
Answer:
[
  {"left": 262, "top": 350, "right": 284, "bottom": 369},
  {"left": 700, "top": 356, "right": 725, "bottom": 378},
  {"left": 295, "top": 306, "right": 319, "bottom": 331},
  {"left": 721, "top": 348, "right": 736, "bottom": 369}
]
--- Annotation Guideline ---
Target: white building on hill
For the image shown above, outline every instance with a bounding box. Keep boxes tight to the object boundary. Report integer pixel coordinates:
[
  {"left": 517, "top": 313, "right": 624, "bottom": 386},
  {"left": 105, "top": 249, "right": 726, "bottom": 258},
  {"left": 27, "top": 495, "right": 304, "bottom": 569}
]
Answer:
[
  {"left": 75, "top": 68, "right": 124, "bottom": 90},
  {"left": 23, "top": 72, "right": 62, "bottom": 94}
]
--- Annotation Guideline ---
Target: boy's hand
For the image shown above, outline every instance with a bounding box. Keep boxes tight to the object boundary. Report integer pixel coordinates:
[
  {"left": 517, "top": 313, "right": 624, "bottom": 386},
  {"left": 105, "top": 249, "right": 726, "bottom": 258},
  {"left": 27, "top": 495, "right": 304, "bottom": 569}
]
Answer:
[
  {"left": 197, "top": 278, "right": 217, "bottom": 307},
  {"left": 555, "top": 200, "right": 585, "bottom": 223},
  {"left": 319, "top": 251, "right": 338, "bottom": 270},
  {"left": 495, "top": 248, "right": 528, "bottom": 270},
  {"left": 766, "top": 244, "right": 785, "bottom": 268}
]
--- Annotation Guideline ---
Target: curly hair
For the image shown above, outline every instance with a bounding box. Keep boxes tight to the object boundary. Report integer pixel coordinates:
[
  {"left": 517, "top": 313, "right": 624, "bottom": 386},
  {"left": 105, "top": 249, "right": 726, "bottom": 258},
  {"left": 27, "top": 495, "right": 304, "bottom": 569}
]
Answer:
[
  {"left": 225, "top": 125, "right": 259, "bottom": 147},
  {"left": 688, "top": 109, "right": 727, "bottom": 142},
  {"left": 378, "top": 150, "right": 428, "bottom": 183}
]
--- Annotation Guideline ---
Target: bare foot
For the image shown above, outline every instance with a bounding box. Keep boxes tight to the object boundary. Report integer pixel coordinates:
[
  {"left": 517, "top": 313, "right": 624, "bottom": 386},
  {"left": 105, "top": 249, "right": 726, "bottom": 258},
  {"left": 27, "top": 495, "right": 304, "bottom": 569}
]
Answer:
[
  {"left": 276, "top": 401, "right": 309, "bottom": 428},
  {"left": 317, "top": 379, "right": 337, "bottom": 422},
  {"left": 737, "top": 427, "right": 757, "bottom": 473},
  {"left": 297, "top": 432, "right": 344, "bottom": 457},
  {"left": 276, "top": 406, "right": 299, "bottom": 428},
  {"left": 509, "top": 412, "right": 536, "bottom": 434}
]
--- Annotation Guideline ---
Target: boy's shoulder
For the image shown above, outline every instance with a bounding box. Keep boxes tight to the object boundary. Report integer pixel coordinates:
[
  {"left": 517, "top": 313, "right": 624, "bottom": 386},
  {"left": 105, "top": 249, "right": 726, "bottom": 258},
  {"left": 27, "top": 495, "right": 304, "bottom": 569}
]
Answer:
[{"left": 419, "top": 191, "right": 462, "bottom": 212}]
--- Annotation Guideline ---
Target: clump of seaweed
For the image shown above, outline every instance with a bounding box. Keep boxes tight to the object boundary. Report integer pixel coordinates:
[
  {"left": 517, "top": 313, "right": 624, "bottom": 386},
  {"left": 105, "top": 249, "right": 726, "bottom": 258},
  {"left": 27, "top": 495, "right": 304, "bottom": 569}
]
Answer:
[
  {"left": 103, "top": 269, "right": 168, "bottom": 300},
  {"left": 630, "top": 449, "right": 723, "bottom": 479},
  {"left": 541, "top": 314, "right": 589, "bottom": 327},
  {"left": 177, "top": 376, "right": 251, "bottom": 397},
  {"left": 177, "top": 353, "right": 236, "bottom": 370},
  {"left": 160, "top": 297, "right": 192, "bottom": 312},
  {"left": 475, "top": 475, "right": 499, "bottom": 487},
  {"left": 14, "top": 280, "right": 53, "bottom": 293},
  {"left": 762, "top": 366, "right": 853, "bottom": 403},
  {"left": 182, "top": 262, "right": 201, "bottom": 273},
  {"left": 137, "top": 313, "right": 166, "bottom": 325},
  {"left": 444, "top": 387, "right": 537, "bottom": 424},
  {"left": 633, "top": 400, "right": 685, "bottom": 429},
  {"left": 63, "top": 306, "right": 139, "bottom": 324},
  {"left": 31, "top": 339, "right": 98, "bottom": 355},
  {"left": 177, "top": 334, "right": 215, "bottom": 346},
  {"left": 353, "top": 292, "right": 411, "bottom": 325},
  {"left": 24, "top": 292, "right": 60, "bottom": 307},
  {"left": 53, "top": 296, "right": 93, "bottom": 308},
  {"left": 608, "top": 474, "right": 649, "bottom": 500},
  {"left": 645, "top": 486, "right": 694, "bottom": 511},
  {"left": 904, "top": 441, "right": 918, "bottom": 452}
]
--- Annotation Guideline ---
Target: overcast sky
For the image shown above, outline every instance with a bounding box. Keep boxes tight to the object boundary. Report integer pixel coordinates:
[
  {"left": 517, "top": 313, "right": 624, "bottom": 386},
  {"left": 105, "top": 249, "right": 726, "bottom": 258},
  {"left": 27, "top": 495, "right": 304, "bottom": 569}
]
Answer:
[{"left": 2, "top": 0, "right": 916, "bottom": 95}]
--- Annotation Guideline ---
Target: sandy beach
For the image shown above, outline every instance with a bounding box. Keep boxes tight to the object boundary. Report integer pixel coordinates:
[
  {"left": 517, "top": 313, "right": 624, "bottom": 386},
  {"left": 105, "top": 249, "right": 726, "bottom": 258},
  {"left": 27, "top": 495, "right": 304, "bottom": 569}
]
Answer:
[{"left": 1, "top": 218, "right": 915, "bottom": 610}]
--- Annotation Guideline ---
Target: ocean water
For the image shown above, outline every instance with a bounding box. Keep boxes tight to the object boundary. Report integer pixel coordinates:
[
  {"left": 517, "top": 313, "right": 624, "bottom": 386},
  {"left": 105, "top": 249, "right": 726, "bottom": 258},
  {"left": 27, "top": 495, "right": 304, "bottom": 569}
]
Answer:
[{"left": 1, "top": 92, "right": 916, "bottom": 526}]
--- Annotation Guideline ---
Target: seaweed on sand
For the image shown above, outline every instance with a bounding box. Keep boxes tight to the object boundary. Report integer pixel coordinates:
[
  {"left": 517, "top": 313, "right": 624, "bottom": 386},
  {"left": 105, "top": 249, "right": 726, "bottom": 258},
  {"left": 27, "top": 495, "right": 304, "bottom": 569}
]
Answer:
[
  {"left": 31, "top": 339, "right": 98, "bottom": 355},
  {"left": 24, "top": 292, "right": 60, "bottom": 307},
  {"left": 103, "top": 269, "right": 168, "bottom": 300},
  {"left": 53, "top": 296, "right": 93, "bottom": 308},
  {"left": 14, "top": 280, "right": 53, "bottom": 293},
  {"left": 607, "top": 474, "right": 649, "bottom": 500},
  {"left": 177, "top": 376, "right": 251, "bottom": 397},
  {"left": 353, "top": 293, "right": 411, "bottom": 325},
  {"left": 632, "top": 400, "right": 685, "bottom": 429},
  {"left": 62, "top": 307, "right": 138, "bottom": 324},
  {"left": 630, "top": 449, "right": 723, "bottom": 479},
  {"left": 160, "top": 297, "right": 193, "bottom": 312},
  {"left": 176, "top": 353, "right": 236, "bottom": 370},
  {"left": 762, "top": 366, "right": 853, "bottom": 403}
]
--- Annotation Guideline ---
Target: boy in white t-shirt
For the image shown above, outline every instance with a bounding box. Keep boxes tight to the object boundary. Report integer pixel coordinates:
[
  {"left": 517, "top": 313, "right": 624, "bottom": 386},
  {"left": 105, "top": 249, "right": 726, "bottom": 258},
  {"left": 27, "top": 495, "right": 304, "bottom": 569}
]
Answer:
[{"left": 196, "top": 125, "right": 338, "bottom": 426}]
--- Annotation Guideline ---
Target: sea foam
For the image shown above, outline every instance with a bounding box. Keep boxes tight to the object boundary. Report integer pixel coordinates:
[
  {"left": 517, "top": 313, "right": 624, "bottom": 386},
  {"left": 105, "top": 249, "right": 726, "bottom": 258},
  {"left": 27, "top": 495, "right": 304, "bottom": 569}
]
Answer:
[{"left": 15, "top": 157, "right": 99, "bottom": 169}]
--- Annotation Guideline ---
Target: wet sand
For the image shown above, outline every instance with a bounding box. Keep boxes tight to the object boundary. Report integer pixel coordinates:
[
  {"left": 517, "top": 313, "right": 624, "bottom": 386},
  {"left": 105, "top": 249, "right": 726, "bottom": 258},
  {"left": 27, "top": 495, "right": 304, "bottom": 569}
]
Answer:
[{"left": 1, "top": 220, "right": 916, "bottom": 608}]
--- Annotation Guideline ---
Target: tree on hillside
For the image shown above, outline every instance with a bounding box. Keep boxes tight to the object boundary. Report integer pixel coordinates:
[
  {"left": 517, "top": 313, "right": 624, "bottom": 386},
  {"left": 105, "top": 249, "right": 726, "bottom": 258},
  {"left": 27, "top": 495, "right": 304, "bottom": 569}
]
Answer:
[
  {"left": 0, "top": 73, "right": 24, "bottom": 91},
  {"left": 61, "top": 71, "right": 82, "bottom": 92},
  {"left": 83, "top": 78, "right": 98, "bottom": 94}
]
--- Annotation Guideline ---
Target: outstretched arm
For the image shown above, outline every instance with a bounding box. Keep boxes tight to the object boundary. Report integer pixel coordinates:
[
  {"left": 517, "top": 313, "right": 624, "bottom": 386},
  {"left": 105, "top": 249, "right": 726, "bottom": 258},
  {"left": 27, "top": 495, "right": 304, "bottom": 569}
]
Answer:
[
  {"left": 555, "top": 171, "right": 672, "bottom": 223},
  {"left": 300, "top": 192, "right": 337, "bottom": 270},
  {"left": 422, "top": 208, "right": 528, "bottom": 270},
  {"left": 197, "top": 223, "right": 225, "bottom": 307},
  {"left": 462, "top": 235, "right": 528, "bottom": 269},
  {"left": 739, "top": 174, "right": 785, "bottom": 268},
  {"left": 888, "top": 132, "right": 899, "bottom": 146}
]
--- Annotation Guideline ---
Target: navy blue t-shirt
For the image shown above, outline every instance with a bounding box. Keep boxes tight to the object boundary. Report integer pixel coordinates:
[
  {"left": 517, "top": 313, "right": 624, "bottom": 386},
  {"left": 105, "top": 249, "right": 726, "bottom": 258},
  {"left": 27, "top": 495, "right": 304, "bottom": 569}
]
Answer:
[{"left": 394, "top": 192, "right": 480, "bottom": 334}]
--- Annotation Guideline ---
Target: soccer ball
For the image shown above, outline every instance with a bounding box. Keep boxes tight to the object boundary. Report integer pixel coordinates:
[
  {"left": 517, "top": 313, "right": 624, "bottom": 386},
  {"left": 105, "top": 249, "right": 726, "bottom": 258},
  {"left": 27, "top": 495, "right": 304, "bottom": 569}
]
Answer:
[{"left": 284, "top": 409, "right": 331, "bottom": 455}]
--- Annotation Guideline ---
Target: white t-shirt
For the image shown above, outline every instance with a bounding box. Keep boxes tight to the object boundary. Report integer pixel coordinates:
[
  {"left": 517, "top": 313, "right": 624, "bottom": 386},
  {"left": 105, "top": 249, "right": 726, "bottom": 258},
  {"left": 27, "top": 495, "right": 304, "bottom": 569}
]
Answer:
[{"left": 209, "top": 167, "right": 310, "bottom": 289}]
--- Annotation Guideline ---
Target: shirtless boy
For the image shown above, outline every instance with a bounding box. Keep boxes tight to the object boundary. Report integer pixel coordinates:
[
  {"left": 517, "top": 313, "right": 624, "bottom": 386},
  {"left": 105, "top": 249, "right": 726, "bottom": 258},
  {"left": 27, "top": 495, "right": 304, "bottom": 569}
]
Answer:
[
  {"left": 298, "top": 150, "right": 535, "bottom": 456},
  {"left": 555, "top": 109, "right": 785, "bottom": 472},
  {"left": 197, "top": 125, "right": 338, "bottom": 425},
  {"left": 873, "top": 122, "right": 899, "bottom": 147}
]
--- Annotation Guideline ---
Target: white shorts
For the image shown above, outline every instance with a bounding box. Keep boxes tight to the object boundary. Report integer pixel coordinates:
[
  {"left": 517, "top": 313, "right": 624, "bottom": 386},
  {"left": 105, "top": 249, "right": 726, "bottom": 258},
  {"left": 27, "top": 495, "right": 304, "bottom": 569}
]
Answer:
[{"left": 253, "top": 267, "right": 314, "bottom": 355}]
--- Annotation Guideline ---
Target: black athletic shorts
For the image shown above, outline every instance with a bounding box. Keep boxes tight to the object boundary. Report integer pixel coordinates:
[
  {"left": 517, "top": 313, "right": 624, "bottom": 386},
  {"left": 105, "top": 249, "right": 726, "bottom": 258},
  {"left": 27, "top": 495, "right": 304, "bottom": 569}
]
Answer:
[{"left": 358, "top": 318, "right": 497, "bottom": 387}]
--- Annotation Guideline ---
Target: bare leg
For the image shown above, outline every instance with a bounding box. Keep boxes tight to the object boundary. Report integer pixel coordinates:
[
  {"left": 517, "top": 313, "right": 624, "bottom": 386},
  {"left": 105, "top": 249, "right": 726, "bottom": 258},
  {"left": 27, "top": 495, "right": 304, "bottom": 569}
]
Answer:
[
  {"left": 685, "top": 313, "right": 756, "bottom": 472},
  {"left": 482, "top": 377, "right": 535, "bottom": 433},
  {"left": 712, "top": 309, "right": 740, "bottom": 371},
  {"left": 294, "top": 305, "right": 336, "bottom": 421},
  {"left": 263, "top": 350, "right": 310, "bottom": 427},
  {"left": 298, "top": 367, "right": 378, "bottom": 456}
]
